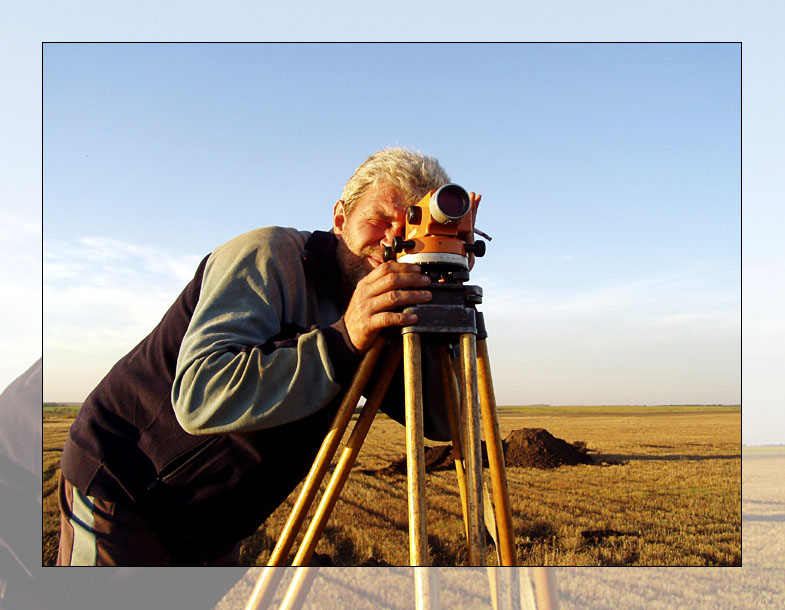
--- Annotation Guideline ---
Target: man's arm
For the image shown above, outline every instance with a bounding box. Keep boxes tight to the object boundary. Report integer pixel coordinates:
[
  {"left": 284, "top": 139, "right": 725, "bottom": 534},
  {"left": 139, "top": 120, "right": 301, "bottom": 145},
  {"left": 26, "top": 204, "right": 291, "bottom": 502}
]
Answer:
[{"left": 171, "top": 227, "right": 352, "bottom": 435}]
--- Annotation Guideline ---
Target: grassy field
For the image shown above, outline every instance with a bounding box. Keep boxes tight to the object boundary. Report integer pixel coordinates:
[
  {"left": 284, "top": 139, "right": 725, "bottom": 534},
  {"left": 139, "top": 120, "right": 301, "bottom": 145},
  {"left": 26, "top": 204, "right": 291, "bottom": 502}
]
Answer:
[
  {"left": 238, "top": 405, "right": 740, "bottom": 567},
  {"left": 42, "top": 411, "right": 76, "bottom": 564},
  {"left": 220, "top": 460, "right": 780, "bottom": 610},
  {"left": 43, "top": 404, "right": 740, "bottom": 569}
]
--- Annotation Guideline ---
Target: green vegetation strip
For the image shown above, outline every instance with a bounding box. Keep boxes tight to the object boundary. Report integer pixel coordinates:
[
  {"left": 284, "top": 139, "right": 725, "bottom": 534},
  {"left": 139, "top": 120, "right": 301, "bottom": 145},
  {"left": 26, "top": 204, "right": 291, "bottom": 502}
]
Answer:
[
  {"left": 742, "top": 444, "right": 785, "bottom": 455},
  {"left": 44, "top": 404, "right": 740, "bottom": 417},
  {"left": 43, "top": 403, "right": 82, "bottom": 415},
  {"left": 498, "top": 405, "right": 740, "bottom": 416}
]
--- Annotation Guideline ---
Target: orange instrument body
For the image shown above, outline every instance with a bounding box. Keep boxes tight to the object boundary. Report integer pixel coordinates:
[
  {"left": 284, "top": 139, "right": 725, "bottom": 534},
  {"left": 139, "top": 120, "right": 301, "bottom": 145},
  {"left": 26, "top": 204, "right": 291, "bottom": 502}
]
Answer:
[{"left": 387, "top": 183, "right": 482, "bottom": 270}]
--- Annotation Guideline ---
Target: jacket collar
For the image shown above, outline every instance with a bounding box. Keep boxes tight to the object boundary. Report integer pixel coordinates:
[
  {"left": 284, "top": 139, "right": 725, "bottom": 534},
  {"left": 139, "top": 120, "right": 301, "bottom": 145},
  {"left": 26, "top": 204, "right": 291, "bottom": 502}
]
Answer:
[{"left": 302, "top": 230, "right": 351, "bottom": 310}]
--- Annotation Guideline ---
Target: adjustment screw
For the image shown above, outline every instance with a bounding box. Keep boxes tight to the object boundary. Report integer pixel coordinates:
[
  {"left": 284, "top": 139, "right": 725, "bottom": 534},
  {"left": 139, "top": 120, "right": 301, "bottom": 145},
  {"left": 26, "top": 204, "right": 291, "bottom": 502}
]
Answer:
[
  {"left": 465, "top": 240, "right": 486, "bottom": 257},
  {"left": 393, "top": 236, "right": 416, "bottom": 252}
]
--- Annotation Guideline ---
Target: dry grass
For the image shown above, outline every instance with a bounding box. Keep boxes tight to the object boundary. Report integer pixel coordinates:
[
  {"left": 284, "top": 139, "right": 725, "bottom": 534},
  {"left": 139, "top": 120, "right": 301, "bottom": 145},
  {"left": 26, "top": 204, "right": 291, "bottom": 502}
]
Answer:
[
  {"left": 42, "top": 415, "right": 72, "bottom": 564},
  {"left": 217, "top": 444, "right": 781, "bottom": 610},
  {"left": 239, "top": 406, "right": 741, "bottom": 568},
  {"left": 42, "top": 406, "right": 741, "bottom": 569}
]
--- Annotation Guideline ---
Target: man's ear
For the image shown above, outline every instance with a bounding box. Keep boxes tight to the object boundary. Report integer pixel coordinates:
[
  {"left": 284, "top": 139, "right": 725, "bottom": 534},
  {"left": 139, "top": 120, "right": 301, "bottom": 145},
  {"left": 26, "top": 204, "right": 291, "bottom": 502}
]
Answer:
[{"left": 333, "top": 200, "right": 347, "bottom": 235}]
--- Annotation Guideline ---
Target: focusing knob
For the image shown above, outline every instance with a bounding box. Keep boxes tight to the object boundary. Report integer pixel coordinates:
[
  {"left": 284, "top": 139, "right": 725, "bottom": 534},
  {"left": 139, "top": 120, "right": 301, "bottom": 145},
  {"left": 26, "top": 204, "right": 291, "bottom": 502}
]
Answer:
[
  {"left": 393, "top": 236, "right": 416, "bottom": 253},
  {"left": 406, "top": 206, "right": 422, "bottom": 225},
  {"left": 464, "top": 240, "right": 486, "bottom": 257}
]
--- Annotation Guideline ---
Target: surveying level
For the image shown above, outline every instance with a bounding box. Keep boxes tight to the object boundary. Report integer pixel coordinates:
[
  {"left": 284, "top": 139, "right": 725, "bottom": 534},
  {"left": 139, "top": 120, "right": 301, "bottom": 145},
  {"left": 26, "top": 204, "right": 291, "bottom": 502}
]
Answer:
[{"left": 383, "top": 183, "right": 488, "bottom": 277}]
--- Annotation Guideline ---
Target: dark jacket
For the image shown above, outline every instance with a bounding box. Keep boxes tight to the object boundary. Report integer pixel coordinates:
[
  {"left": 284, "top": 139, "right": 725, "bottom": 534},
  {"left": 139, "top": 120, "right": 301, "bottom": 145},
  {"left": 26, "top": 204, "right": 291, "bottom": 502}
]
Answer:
[{"left": 61, "top": 229, "right": 446, "bottom": 564}]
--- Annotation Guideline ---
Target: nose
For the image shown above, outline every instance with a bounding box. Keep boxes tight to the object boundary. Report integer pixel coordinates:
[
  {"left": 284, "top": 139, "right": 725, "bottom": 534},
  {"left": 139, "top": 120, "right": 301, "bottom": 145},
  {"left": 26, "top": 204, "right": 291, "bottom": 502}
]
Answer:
[{"left": 382, "top": 224, "right": 399, "bottom": 247}]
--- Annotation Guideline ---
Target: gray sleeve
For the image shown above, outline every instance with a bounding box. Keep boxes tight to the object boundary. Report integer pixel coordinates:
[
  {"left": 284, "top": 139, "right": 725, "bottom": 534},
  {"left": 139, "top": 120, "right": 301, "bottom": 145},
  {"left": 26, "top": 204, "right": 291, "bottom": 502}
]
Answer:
[{"left": 171, "top": 227, "right": 342, "bottom": 434}]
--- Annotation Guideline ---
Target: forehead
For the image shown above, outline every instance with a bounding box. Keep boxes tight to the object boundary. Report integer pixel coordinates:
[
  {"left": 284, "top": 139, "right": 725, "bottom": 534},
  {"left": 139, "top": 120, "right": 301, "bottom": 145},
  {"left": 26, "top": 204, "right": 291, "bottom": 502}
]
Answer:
[{"left": 354, "top": 183, "right": 406, "bottom": 218}]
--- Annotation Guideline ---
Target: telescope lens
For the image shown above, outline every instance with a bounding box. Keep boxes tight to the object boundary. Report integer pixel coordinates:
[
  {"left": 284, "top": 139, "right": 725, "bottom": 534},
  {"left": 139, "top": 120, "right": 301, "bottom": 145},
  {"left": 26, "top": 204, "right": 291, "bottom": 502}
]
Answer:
[{"left": 434, "top": 184, "right": 470, "bottom": 220}]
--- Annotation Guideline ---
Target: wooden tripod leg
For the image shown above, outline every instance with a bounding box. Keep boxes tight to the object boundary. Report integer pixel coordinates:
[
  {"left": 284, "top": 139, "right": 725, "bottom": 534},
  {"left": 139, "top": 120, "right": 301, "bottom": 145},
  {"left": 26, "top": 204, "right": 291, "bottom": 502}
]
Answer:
[
  {"left": 487, "top": 566, "right": 499, "bottom": 610},
  {"left": 403, "top": 331, "right": 429, "bottom": 565},
  {"left": 414, "top": 566, "right": 440, "bottom": 610},
  {"left": 532, "top": 567, "right": 559, "bottom": 610},
  {"left": 244, "top": 337, "right": 386, "bottom": 610},
  {"left": 518, "top": 568, "right": 538, "bottom": 610},
  {"left": 507, "top": 567, "right": 522, "bottom": 610},
  {"left": 488, "top": 566, "right": 517, "bottom": 610},
  {"left": 278, "top": 566, "right": 320, "bottom": 610},
  {"left": 437, "top": 345, "right": 470, "bottom": 541},
  {"left": 476, "top": 338, "right": 518, "bottom": 566},
  {"left": 459, "top": 333, "right": 485, "bottom": 564},
  {"left": 268, "top": 335, "right": 387, "bottom": 565},
  {"left": 291, "top": 341, "right": 403, "bottom": 566}
]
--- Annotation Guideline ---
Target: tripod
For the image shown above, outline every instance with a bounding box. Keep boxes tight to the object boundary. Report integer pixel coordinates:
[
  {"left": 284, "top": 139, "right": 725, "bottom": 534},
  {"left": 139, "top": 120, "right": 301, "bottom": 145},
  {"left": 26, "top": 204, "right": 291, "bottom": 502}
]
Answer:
[{"left": 244, "top": 282, "right": 556, "bottom": 609}]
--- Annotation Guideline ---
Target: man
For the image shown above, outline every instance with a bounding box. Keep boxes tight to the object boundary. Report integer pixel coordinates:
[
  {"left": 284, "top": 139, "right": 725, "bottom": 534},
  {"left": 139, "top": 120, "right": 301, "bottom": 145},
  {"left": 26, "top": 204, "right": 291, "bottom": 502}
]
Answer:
[{"left": 57, "top": 147, "right": 458, "bottom": 566}]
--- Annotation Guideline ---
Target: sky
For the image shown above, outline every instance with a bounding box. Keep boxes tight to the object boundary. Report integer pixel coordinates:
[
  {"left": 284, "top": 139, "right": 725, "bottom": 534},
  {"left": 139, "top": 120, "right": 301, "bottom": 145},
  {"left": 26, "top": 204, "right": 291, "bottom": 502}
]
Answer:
[
  {"left": 0, "top": 2, "right": 781, "bottom": 446},
  {"left": 41, "top": 42, "right": 741, "bottom": 406}
]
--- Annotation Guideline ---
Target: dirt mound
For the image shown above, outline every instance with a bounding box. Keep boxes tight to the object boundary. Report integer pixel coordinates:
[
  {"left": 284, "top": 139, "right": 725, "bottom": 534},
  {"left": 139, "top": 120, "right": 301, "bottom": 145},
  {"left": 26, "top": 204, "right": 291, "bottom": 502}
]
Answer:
[
  {"left": 503, "top": 428, "right": 594, "bottom": 469},
  {"left": 372, "top": 428, "right": 593, "bottom": 475}
]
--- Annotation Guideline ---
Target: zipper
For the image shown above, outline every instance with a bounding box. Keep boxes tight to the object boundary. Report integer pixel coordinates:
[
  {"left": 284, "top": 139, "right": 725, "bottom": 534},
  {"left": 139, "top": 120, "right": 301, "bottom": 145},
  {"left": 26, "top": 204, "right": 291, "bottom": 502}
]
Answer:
[{"left": 146, "top": 435, "right": 222, "bottom": 491}]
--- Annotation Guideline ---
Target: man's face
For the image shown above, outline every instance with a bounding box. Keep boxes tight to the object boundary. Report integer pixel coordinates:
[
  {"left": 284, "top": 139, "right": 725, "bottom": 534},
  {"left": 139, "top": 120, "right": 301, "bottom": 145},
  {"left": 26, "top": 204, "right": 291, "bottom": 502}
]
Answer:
[{"left": 333, "top": 183, "right": 407, "bottom": 289}]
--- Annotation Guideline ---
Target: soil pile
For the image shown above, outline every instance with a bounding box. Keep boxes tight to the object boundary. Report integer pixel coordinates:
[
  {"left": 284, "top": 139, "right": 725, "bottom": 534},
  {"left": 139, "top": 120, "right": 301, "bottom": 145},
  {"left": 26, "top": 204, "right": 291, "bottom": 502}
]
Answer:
[
  {"left": 503, "top": 428, "right": 594, "bottom": 469},
  {"left": 372, "top": 428, "right": 593, "bottom": 475}
]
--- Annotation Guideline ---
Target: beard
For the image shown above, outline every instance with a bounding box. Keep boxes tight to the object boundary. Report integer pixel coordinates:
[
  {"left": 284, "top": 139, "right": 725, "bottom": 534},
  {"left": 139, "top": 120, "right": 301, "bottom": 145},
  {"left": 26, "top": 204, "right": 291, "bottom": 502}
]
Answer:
[{"left": 335, "top": 237, "right": 382, "bottom": 295}]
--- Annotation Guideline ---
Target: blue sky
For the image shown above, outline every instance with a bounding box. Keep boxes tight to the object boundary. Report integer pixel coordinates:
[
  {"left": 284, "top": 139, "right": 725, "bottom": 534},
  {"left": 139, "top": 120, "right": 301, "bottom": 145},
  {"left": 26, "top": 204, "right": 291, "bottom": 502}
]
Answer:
[
  {"left": 1, "top": 2, "right": 781, "bottom": 445},
  {"left": 41, "top": 42, "right": 741, "bottom": 410}
]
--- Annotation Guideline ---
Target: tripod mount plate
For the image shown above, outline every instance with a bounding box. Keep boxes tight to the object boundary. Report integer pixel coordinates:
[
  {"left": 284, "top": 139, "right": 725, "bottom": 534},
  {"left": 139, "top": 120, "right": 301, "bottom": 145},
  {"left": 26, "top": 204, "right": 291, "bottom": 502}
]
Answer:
[{"left": 402, "top": 283, "right": 482, "bottom": 335}]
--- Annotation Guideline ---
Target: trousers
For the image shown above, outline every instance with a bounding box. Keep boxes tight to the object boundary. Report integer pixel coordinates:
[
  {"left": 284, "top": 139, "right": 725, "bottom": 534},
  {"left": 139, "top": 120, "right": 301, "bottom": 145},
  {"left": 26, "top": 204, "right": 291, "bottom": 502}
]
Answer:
[{"left": 56, "top": 474, "right": 241, "bottom": 566}]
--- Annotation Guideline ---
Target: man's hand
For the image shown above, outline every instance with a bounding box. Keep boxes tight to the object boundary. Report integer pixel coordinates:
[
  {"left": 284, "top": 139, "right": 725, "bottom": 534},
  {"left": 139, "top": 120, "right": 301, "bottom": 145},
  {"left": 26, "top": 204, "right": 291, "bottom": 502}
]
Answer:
[{"left": 343, "top": 262, "right": 432, "bottom": 352}]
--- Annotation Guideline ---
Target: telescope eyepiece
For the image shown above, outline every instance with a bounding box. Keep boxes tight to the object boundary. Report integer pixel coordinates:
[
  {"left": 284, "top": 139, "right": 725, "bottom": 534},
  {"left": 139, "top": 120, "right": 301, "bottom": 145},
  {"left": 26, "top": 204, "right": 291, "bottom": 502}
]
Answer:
[{"left": 430, "top": 184, "right": 470, "bottom": 224}]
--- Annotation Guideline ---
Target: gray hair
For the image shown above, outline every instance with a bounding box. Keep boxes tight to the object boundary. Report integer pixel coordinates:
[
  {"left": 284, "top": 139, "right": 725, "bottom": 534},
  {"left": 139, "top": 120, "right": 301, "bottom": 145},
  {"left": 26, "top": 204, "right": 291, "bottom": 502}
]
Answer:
[{"left": 341, "top": 148, "right": 451, "bottom": 216}]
